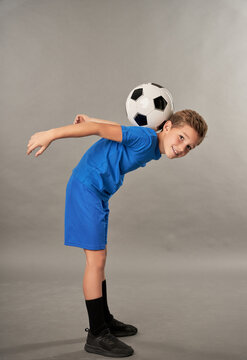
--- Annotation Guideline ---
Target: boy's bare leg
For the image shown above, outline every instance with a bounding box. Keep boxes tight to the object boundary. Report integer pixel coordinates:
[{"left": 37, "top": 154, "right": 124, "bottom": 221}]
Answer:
[
  {"left": 83, "top": 247, "right": 107, "bottom": 300},
  {"left": 102, "top": 245, "right": 107, "bottom": 281}
]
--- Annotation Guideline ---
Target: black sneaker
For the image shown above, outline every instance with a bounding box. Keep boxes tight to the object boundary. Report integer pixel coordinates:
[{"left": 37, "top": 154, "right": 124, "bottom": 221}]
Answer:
[
  {"left": 107, "top": 317, "right": 138, "bottom": 337},
  {"left": 84, "top": 327, "right": 134, "bottom": 357}
]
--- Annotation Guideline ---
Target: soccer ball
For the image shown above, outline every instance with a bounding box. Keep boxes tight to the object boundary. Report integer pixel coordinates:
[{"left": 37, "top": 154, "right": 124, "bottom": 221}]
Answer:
[{"left": 125, "top": 83, "right": 174, "bottom": 130}]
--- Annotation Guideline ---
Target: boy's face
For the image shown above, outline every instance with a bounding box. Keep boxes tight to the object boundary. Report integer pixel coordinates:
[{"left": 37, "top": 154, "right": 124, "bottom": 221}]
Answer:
[{"left": 157, "top": 121, "right": 200, "bottom": 158}]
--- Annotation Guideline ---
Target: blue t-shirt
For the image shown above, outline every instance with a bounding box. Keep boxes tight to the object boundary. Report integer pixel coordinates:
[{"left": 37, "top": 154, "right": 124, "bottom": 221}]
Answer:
[{"left": 72, "top": 125, "right": 162, "bottom": 200}]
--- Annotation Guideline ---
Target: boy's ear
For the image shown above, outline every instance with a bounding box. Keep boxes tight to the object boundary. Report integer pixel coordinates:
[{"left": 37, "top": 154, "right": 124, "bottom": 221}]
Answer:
[{"left": 164, "top": 120, "right": 172, "bottom": 132}]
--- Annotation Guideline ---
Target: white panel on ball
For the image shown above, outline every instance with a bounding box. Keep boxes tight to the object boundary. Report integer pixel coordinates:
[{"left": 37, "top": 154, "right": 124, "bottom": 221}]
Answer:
[
  {"left": 142, "top": 83, "right": 161, "bottom": 99},
  {"left": 136, "top": 96, "right": 154, "bottom": 115},
  {"left": 126, "top": 99, "right": 138, "bottom": 125},
  {"left": 125, "top": 82, "right": 174, "bottom": 130}
]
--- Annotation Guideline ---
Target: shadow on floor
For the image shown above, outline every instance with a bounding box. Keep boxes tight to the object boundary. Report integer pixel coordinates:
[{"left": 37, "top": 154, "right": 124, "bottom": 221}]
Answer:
[
  {"left": 0, "top": 338, "right": 243, "bottom": 360},
  {"left": 0, "top": 338, "right": 81, "bottom": 355}
]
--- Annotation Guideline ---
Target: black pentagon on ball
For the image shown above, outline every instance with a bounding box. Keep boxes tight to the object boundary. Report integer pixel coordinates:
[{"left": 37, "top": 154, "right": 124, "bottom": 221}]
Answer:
[
  {"left": 151, "top": 83, "right": 163, "bottom": 88},
  {"left": 131, "top": 88, "right": 143, "bottom": 101},
  {"left": 134, "top": 113, "right": 148, "bottom": 126},
  {"left": 153, "top": 96, "right": 167, "bottom": 111}
]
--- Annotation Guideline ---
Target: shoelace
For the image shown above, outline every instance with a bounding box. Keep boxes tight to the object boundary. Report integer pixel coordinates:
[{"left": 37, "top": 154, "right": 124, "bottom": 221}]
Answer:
[
  {"left": 85, "top": 327, "right": 118, "bottom": 346},
  {"left": 101, "top": 332, "right": 118, "bottom": 346},
  {"left": 110, "top": 318, "right": 124, "bottom": 326}
]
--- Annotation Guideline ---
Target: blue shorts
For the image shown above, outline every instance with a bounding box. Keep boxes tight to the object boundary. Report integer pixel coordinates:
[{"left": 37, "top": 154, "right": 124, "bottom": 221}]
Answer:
[{"left": 64, "top": 174, "right": 110, "bottom": 250}]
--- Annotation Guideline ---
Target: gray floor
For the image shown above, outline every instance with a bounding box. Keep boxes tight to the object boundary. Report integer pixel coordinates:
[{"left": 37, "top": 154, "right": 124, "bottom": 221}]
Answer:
[{"left": 1, "top": 252, "right": 247, "bottom": 360}]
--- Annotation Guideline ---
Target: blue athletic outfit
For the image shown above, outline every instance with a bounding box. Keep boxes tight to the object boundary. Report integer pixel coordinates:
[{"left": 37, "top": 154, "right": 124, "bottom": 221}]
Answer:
[{"left": 64, "top": 125, "right": 161, "bottom": 250}]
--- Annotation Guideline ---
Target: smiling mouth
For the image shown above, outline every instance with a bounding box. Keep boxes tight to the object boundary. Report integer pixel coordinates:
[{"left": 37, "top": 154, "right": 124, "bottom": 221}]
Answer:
[{"left": 172, "top": 146, "right": 178, "bottom": 156}]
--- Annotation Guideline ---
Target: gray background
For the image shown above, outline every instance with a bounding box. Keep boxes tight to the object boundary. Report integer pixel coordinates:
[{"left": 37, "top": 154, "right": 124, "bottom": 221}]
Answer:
[{"left": 1, "top": 0, "right": 247, "bottom": 359}]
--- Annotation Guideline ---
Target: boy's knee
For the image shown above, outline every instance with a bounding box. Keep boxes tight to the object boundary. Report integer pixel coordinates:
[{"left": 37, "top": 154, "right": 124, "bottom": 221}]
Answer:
[{"left": 84, "top": 249, "right": 106, "bottom": 269}]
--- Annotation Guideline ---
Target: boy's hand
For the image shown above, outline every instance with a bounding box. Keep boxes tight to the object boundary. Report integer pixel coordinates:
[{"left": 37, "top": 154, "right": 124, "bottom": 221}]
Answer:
[
  {"left": 26, "top": 130, "right": 53, "bottom": 157},
  {"left": 73, "top": 114, "right": 91, "bottom": 125}
]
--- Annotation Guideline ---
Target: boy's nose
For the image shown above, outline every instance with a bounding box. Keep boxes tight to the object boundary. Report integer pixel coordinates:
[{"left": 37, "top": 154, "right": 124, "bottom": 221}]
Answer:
[
  {"left": 178, "top": 145, "right": 188, "bottom": 155},
  {"left": 178, "top": 145, "right": 186, "bottom": 153}
]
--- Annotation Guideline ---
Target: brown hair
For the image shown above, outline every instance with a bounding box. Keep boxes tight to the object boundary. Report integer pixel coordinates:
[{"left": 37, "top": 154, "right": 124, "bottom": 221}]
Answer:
[{"left": 157, "top": 109, "right": 208, "bottom": 145}]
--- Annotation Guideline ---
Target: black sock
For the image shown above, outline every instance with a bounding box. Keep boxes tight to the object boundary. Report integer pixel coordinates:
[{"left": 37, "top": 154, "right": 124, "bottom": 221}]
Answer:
[
  {"left": 85, "top": 296, "right": 108, "bottom": 335},
  {"left": 102, "top": 279, "right": 114, "bottom": 323}
]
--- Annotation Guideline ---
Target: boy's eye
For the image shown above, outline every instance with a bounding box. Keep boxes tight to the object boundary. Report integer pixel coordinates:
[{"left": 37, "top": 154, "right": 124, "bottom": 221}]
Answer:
[{"left": 179, "top": 135, "right": 192, "bottom": 150}]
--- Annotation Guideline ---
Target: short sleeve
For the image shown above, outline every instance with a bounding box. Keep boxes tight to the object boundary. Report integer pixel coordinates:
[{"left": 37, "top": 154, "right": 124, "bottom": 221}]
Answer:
[{"left": 121, "top": 125, "right": 154, "bottom": 152}]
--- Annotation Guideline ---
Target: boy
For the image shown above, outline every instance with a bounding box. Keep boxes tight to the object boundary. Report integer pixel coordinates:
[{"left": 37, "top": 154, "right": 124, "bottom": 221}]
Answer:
[{"left": 26, "top": 110, "right": 208, "bottom": 357}]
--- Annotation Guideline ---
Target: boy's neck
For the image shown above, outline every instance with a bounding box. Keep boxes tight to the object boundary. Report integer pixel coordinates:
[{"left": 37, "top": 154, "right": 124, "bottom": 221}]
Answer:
[{"left": 156, "top": 131, "right": 165, "bottom": 154}]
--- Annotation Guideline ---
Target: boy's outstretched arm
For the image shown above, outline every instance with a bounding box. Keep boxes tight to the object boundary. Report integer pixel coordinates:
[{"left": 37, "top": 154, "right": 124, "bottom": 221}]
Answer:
[
  {"left": 73, "top": 114, "right": 123, "bottom": 142},
  {"left": 26, "top": 115, "right": 122, "bottom": 157},
  {"left": 74, "top": 114, "right": 120, "bottom": 126}
]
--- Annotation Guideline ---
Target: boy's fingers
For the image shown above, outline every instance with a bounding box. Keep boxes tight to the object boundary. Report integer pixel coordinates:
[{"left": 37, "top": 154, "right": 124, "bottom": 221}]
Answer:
[
  {"left": 35, "top": 146, "right": 46, "bottom": 157},
  {"left": 27, "top": 143, "right": 40, "bottom": 155},
  {"left": 28, "top": 144, "right": 36, "bottom": 154},
  {"left": 26, "top": 146, "right": 32, "bottom": 155}
]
